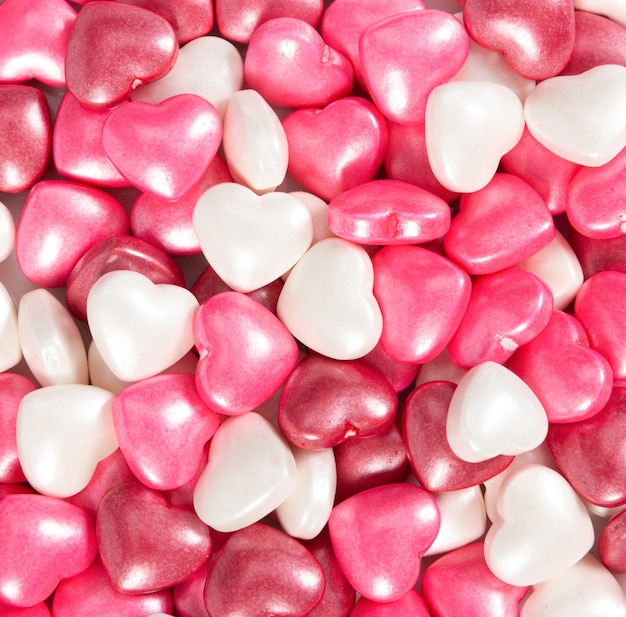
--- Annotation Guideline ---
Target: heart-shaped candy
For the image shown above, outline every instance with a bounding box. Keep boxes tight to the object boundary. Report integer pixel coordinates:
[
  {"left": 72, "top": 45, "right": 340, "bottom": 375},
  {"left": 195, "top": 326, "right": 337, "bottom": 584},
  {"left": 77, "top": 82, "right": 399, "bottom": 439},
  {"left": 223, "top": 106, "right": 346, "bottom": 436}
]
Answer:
[
  {"left": 484, "top": 463, "right": 594, "bottom": 586},
  {"left": 350, "top": 590, "right": 431, "bottom": 617},
  {"left": 599, "top": 509, "right": 626, "bottom": 572},
  {"left": 65, "top": 1, "right": 178, "bottom": 107},
  {"left": 0, "top": 284, "right": 21, "bottom": 373},
  {"left": 87, "top": 270, "right": 199, "bottom": 382},
  {"left": 446, "top": 362, "right": 549, "bottom": 463}
]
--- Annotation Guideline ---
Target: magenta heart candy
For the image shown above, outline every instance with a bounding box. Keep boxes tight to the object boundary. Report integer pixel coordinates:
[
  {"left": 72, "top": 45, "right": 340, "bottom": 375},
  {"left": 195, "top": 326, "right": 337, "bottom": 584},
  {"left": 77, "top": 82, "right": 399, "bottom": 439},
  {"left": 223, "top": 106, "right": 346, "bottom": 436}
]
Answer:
[
  {"left": 569, "top": 228, "right": 626, "bottom": 279},
  {"left": 598, "top": 509, "right": 626, "bottom": 572},
  {"left": 282, "top": 96, "right": 388, "bottom": 202},
  {"left": 0, "top": 603, "right": 51, "bottom": 616},
  {"left": 402, "top": 381, "right": 513, "bottom": 492},
  {"left": 278, "top": 353, "right": 398, "bottom": 450},
  {"left": 205, "top": 522, "right": 325, "bottom": 617},
  {"left": 102, "top": 94, "right": 222, "bottom": 200},
  {"left": 359, "top": 341, "right": 420, "bottom": 393},
  {"left": 329, "top": 483, "right": 439, "bottom": 602},
  {"left": 0, "top": 494, "right": 97, "bottom": 607},
  {"left": 350, "top": 590, "right": 431, "bottom": 617},
  {"left": 97, "top": 482, "right": 212, "bottom": 593},
  {"left": 172, "top": 562, "right": 210, "bottom": 617},
  {"left": 65, "top": 1, "right": 178, "bottom": 108},
  {"left": 193, "top": 292, "right": 299, "bottom": 415}
]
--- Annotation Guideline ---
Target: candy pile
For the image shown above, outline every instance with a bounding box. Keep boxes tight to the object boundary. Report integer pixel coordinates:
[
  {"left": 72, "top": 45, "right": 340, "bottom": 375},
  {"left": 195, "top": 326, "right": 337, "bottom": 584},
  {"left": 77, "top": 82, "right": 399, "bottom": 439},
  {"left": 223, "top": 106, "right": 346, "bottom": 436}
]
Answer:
[{"left": 2, "top": 0, "right": 626, "bottom": 615}]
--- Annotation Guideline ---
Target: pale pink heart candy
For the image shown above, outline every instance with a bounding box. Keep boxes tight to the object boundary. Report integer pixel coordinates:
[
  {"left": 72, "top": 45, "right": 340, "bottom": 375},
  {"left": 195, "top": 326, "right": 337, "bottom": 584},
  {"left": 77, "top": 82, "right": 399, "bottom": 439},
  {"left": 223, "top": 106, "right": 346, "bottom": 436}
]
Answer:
[
  {"left": 0, "top": 284, "right": 21, "bottom": 373},
  {"left": 131, "top": 36, "right": 244, "bottom": 118},
  {"left": 193, "top": 412, "right": 297, "bottom": 532},
  {"left": 0, "top": 201, "right": 15, "bottom": 263},
  {"left": 524, "top": 64, "right": 626, "bottom": 166},
  {"left": 16, "top": 385, "right": 118, "bottom": 498},
  {"left": 87, "top": 270, "right": 198, "bottom": 382},
  {"left": 18, "top": 289, "right": 88, "bottom": 386},
  {"left": 521, "top": 554, "right": 626, "bottom": 617},
  {"left": 277, "top": 238, "right": 383, "bottom": 360},
  {"left": 574, "top": 0, "right": 626, "bottom": 27},
  {"left": 446, "top": 361, "right": 549, "bottom": 463},
  {"left": 222, "top": 89, "right": 289, "bottom": 192},
  {"left": 425, "top": 80, "right": 525, "bottom": 193},
  {"left": 485, "top": 463, "right": 595, "bottom": 586},
  {"left": 275, "top": 446, "right": 337, "bottom": 540},
  {"left": 193, "top": 182, "right": 313, "bottom": 293}
]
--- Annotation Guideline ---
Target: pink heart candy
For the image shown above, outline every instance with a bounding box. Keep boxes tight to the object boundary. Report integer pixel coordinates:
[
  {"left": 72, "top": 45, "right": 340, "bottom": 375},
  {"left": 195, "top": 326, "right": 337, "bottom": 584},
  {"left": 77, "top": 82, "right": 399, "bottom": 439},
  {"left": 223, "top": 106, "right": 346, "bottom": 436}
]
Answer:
[
  {"left": 359, "top": 341, "right": 420, "bottom": 393},
  {"left": 102, "top": 94, "right": 222, "bottom": 200},
  {"left": 328, "top": 483, "right": 439, "bottom": 602},
  {"left": 360, "top": 10, "right": 469, "bottom": 124},
  {"left": 569, "top": 228, "right": 626, "bottom": 279},
  {"left": 65, "top": 1, "right": 178, "bottom": 108},
  {"left": 350, "top": 590, "right": 431, "bottom": 617},
  {"left": 0, "top": 602, "right": 51, "bottom": 617},
  {"left": 0, "top": 85, "right": 51, "bottom": 194},
  {"left": 0, "top": 494, "right": 97, "bottom": 607},
  {"left": 97, "top": 482, "right": 212, "bottom": 593},
  {"left": 599, "top": 509, "right": 626, "bottom": 572},
  {"left": 282, "top": 96, "right": 388, "bottom": 202}
]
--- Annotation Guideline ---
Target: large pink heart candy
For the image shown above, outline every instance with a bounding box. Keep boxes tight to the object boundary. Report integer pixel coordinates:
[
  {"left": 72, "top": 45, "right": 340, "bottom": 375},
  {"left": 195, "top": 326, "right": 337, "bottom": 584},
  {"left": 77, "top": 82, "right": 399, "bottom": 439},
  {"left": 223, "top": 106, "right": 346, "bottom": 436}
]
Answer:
[
  {"left": 0, "top": 494, "right": 97, "bottom": 607},
  {"left": 508, "top": 310, "right": 613, "bottom": 423},
  {"left": 360, "top": 10, "right": 469, "bottom": 124},
  {"left": 194, "top": 292, "right": 299, "bottom": 415},
  {"left": 403, "top": 381, "right": 513, "bottom": 492},
  {"left": 278, "top": 353, "right": 398, "bottom": 450},
  {"left": 463, "top": 0, "right": 576, "bottom": 80},
  {"left": 97, "top": 482, "right": 212, "bottom": 593},
  {"left": 373, "top": 245, "right": 471, "bottom": 363},
  {"left": 205, "top": 523, "right": 325, "bottom": 617},
  {"left": 282, "top": 96, "right": 388, "bottom": 202},
  {"left": 329, "top": 483, "right": 439, "bottom": 602},
  {"left": 65, "top": 1, "right": 178, "bottom": 108},
  {"left": 245, "top": 17, "right": 353, "bottom": 109},
  {"left": 0, "top": 85, "right": 51, "bottom": 194},
  {"left": 422, "top": 542, "right": 528, "bottom": 617},
  {"left": 548, "top": 386, "right": 626, "bottom": 508},
  {"left": 0, "top": 0, "right": 76, "bottom": 87},
  {"left": 443, "top": 173, "right": 555, "bottom": 275},
  {"left": 113, "top": 374, "right": 221, "bottom": 490},
  {"left": 102, "top": 94, "right": 222, "bottom": 200},
  {"left": 15, "top": 180, "right": 129, "bottom": 288}
]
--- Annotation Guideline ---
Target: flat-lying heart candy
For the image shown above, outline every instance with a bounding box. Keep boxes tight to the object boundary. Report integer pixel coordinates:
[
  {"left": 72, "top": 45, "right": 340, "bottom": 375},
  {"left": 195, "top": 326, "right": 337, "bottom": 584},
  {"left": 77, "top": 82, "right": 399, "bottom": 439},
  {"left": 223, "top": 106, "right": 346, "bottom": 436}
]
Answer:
[
  {"left": 485, "top": 463, "right": 594, "bottom": 586},
  {"left": 329, "top": 483, "right": 439, "bottom": 602},
  {"left": 524, "top": 64, "right": 626, "bottom": 167},
  {"left": 87, "top": 270, "right": 199, "bottom": 382},
  {"left": 65, "top": 1, "right": 178, "bottom": 107}
]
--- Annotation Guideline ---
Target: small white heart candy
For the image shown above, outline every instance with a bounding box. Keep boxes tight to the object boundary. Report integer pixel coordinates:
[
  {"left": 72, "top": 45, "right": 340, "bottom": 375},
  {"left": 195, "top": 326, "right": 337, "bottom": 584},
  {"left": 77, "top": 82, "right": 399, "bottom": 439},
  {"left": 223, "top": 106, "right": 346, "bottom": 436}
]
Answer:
[
  {"left": 524, "top": 64, "right": 626, "bottom": 167},
  {"left": 193, "top": 412, "right": 297, "bottom": 533},
  {"left": 425, "top": 80, "right": 524, "bottom": 193},
  {"left": 87, "top": 270, "right": 198, "bottom": 382},
  {"left": 485, "top": 463, "right": 595, "bottom": 587},
  {"left": 446, "top": 361, "right": 548, "bottom": 463},
  {"left": 17, "top": 384, "right": 118, "bottom": 497},
  {"left": 0, "top": 200, "right": 15, "bottom": 263},
  {"left": 131, "top": 36, "right": 244, "bottom": 118},
  {"left": 18, "top": 288, "right": 89, "bottom": 386},
  {"left": 0, "top": 283, "right": 21, "bottom": 372},
  {"left": 275, "top": 446, "right": 337, "bottom": 540},
  {"left": 277, "top": 237, "right": 383, "bottom": 360},
  {"left": 193, "top": 182, "right": 313, "bottom": 292},
  {"left": 573, "top": 0, "right": 626, "bottom": 27}
]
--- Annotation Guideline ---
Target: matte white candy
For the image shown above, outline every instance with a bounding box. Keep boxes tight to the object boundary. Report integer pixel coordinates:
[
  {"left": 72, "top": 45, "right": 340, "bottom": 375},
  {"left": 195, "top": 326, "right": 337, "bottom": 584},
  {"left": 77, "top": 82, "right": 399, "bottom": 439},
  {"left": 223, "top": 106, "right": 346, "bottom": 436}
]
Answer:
[
  {"left": 0, "top": 200, "right": 15, "bottom": 263},
  {"left": 193, "top": 412, "right": 297, "bottom": 533},
  {"left": 277, "top": 238, "right": 383, "bottom": 360},
  {"left": 222, "top": 89, "right": 289, "bottom": 192},
  {"left": 16, "top": 384, "right": 118, "bottom": 498},
  {"left": 276, "top": 446, "right": 337, "bottom": 540},
  {"left": 524, "top": 64, "right": 626, "bottom": 167},
  {"left": 574, "top": 0, "right": 626, "bottom": 27},
  {"left": 87, "top": 270, "right": 198, "bottom": 382},
  {"left": 131, "top": 36, "right": 244, "bottom": 118},
  {"left": 193, "top": 182, "right": 313, "bottom": 292},
  {"left": 18, "top": 289, "right": 88, "bottom": 386},
  {"left": 0, "top": 283, "right": 21, "bottom": 372},
  {"left": 425, "top": 80, "right": 524, "bottom": 193},
  {"left": 446, "top": 361, "right": 548, "bottom": 463},
  {"left": 485, "top": 463, "right": 594, "bottom": 587}
]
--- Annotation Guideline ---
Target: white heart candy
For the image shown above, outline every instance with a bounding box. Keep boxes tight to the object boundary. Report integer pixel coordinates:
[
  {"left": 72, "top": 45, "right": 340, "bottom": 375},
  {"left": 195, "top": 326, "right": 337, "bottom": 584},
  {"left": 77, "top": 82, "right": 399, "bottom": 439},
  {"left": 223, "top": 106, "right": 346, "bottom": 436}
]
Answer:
[
  {"left": 193, "top": 182, "right": 313, "bottom": 292},
  {"left": 193, "top": 412, "right": 297, "bottom": 532},
  {"left": 0, "top": 200, "right": 15, "bottom": 263},
  {"left": 17, "top": 384, "right": 118, "bottom": 497},
  {"left": 485, "top": 463, "right": 594, "bottom": 587},
  {"left": 446, "top": 361, "right": 548, "bottom": 463},
  {"left": 524, "top": 64, "right": 626, "bottom": 167},
  {"left": 277, "top": 237, "right": 383, "bottom": 360},
  {"left": 425, "top": 80, "right": 524, "bottom": 193},
  {"left": 0, "top": 283, "right": 21, "bottom": 372},
  {"left": 87, "top": 270, "right": 198, "bottom": 382}
]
